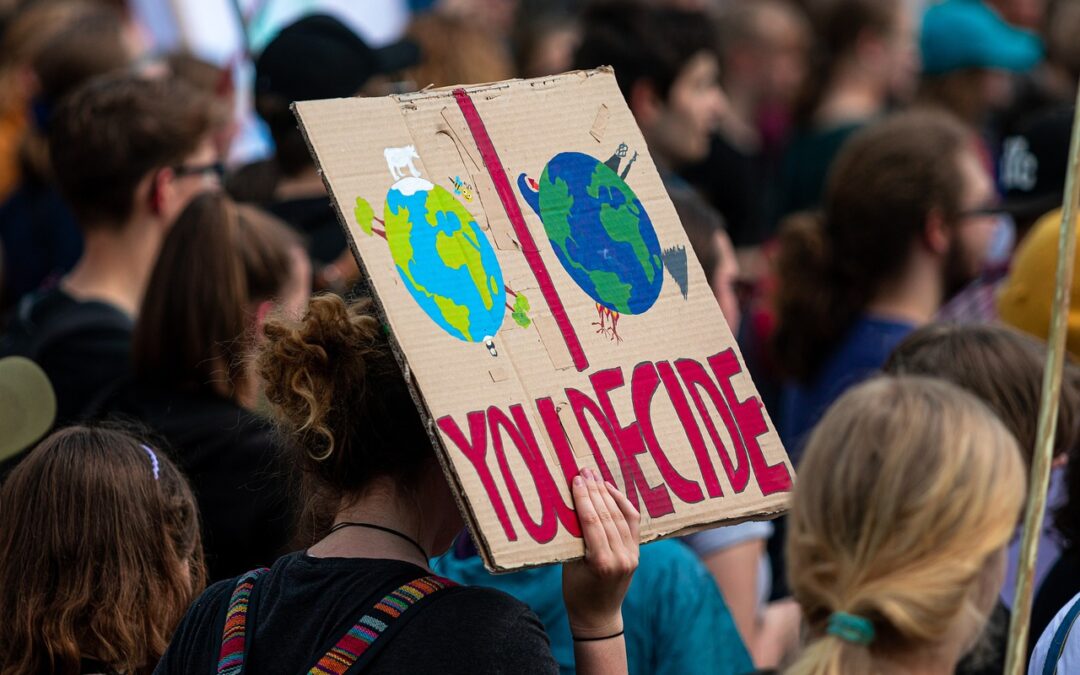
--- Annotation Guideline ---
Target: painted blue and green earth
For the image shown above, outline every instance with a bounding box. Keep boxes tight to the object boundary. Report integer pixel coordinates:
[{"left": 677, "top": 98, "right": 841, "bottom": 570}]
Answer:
[
  {"left": 517, "top": 150, "right": 664, "bottom": 339},
  {"left": 354, "top": 155, "right": 529, "bottom": 353}
]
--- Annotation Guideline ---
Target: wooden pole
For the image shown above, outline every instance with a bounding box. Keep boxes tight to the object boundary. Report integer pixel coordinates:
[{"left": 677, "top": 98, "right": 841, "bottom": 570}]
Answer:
[{"left": 1004, "top": 83, "right": 1080, "bottom": 674}]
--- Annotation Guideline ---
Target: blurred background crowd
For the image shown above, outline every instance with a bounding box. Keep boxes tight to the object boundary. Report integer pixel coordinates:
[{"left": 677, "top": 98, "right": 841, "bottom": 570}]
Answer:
[{"left": 2, "top": 0, "right": 1080, "bottom": 673}]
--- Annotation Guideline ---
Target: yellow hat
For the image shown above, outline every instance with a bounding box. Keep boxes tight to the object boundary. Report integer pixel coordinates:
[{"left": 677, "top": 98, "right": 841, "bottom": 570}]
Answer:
[{"left": 998, "top": 208, "right": 1080, "bottom": 357}]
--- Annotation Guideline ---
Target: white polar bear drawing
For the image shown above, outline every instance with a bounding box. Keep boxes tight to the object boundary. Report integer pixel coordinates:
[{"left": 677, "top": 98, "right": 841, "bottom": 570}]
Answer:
[{"left": 384, "top": 145, "right": 421, "bottom": 180}]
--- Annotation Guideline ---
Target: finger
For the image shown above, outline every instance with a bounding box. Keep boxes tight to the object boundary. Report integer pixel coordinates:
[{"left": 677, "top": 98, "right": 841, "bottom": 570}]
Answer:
[
  {"left": 605, "top": 480, "right": 641, "bottom": 543},
  {"left": 585, "top": 469, "right": 623, "bottom": 559},
  {"left": 572, "top": 471, "right": 612, "bottom": 559},
  {"left": 598, "top": 477, "right": 633, "bottom": 552}
]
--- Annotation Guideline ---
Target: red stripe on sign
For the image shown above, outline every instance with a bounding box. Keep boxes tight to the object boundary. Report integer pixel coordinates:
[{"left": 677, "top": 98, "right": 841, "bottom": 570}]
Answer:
[{"left": 452, "top": 88, "right": 589, "bottom": 372}]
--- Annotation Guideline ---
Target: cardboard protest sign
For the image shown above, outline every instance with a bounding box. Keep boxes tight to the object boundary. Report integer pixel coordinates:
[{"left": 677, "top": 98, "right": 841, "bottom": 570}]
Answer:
[{"left": 294, "top": 68, "right": 794, "bottom": 571}]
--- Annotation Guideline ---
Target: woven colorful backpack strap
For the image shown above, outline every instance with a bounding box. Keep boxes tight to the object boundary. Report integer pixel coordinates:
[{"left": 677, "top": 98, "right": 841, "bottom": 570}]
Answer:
[
  {"left": 307, "top": 575, "right": 458, "bottom": 675},
  {"left": 217, "top": 567, "right": 270, "bottom": 675}
]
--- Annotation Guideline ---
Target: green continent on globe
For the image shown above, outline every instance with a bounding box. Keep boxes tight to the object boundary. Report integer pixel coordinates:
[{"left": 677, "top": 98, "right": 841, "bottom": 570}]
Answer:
[
  {"left": 430, "top": 189, "right": 497, "bottom": 314},
  {"left": 384, "top": 182, "right": 506, "bottom": 343},
  {"left": 587, "top": 163, "right": 659, "bottom": 284},
  {"left": 519, "top": 150, "right": 664, "bottom": 317},
  {"left": 537, "top": 175, "right": 577, "bottom": 268},
  {"left": 538, "top": 173, "right": 637, "bottom": 314}
]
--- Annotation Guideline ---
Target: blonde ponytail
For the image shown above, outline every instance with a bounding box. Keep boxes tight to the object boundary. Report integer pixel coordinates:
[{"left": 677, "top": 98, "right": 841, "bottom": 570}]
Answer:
[{"left": 785, "top": 376, "right": 1025, "bottom": 674}]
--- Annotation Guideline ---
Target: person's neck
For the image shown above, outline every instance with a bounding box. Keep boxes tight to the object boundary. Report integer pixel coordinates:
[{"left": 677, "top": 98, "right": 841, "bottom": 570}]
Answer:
[
  {"left": 307, "top": 478, "right": 435, "bottom": 569},
  {"left": 865, "top": 253, "right": 943, "bottom": 326},
  {"left": 62, "top": 219, "right": 161, "bottom": 317},
  {"left": 275, "top": 165, "right": 326, "bottom": 201},
  {"left": 815, "top": 67, "right": 887, "bottom": 128}
]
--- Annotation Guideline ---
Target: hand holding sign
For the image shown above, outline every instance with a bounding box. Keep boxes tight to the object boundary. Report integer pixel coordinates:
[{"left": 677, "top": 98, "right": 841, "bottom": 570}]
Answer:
[{"left": 563, "top": 468, "right": 640, "bottom": 639}]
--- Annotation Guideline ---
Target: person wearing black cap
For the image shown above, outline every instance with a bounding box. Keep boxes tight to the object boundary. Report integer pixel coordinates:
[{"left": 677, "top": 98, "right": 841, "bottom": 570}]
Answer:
[
  {"left": 999, "top": 104, "right": 1072, "bottom": 236},
  {"left": 228, "top": 14, "right": 419, "bottom": 294},
  {"left": 937, "top": 103, "right": 1071, "bottom": 324}
]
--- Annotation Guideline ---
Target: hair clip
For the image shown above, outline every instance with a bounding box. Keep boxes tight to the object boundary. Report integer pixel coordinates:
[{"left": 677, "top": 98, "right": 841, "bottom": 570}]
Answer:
[
  {"left": 827, "top": 611, "right": 875, "bottom": 646},
  {"left": 141, "top": 444, "right": 160, "bottom": 481}
]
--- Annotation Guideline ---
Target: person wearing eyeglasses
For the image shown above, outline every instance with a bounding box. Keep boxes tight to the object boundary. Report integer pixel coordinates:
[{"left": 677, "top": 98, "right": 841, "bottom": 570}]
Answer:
[
  {"left": 772, "top": 109, "right": 997, "bottom": 464},
  {"left": 0, "top": 73, "right": 218, "bottom": 429}
]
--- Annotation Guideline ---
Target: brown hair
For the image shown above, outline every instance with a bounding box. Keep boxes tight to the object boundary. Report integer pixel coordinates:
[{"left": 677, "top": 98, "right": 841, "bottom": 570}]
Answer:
[
  {"left": 884, "top": 323, "right": 1080, "bottom": 466},
  {"left": 133, "top": 192, "right": 303, "bottom": 402},
  {"left": 917, "top": 70, "right": 992, "bottom": 128},
  {"left": 257, "top": 294, "right": 434, "bottom": 527},
  {"left": 795, "top": 0, "right": 901, "bottom": 125},
  {"left": 1046, "top": 0, "right": 1080, "bottom": 80},
  {"left": 786, "top": 376, "right": 1024, "bottom": 675},
  {"left": 48, "top": 72, "right": 213, "bottom": 227},
  {"left": 0, "top": 426, "right": 204, "bottom": 675},
  {"left": 166, "top": 51, "right": 234, "bottom": 151},
  {"left": 31, "top": 3, "right": 130, "bottom": 106},
  {"left": 404, "top": 12, "right": 514, "bottom": 89},
  {"left": 0, "top": 1, "right": 122, "bottom": 109},
  {"left": 772, "top": 110, "right": 970, "bottom": 382},
  {"left": 9, "top": 1, "right": 131, "bottom": 183}
]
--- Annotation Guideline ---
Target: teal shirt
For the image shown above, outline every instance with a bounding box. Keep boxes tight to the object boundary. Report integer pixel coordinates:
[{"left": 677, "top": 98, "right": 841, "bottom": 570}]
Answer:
[{"left": 432, "top": 539, "right": 753, "bottom": 675}]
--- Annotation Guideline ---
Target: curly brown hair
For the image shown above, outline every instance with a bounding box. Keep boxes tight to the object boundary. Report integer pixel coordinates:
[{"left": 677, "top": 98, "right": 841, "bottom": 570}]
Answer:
[
  {"left": 257, "top": 294, "right": 434, "bottom": 528},
  {"left": 0, "top": 426, "right": 205, "bottom": 675}
]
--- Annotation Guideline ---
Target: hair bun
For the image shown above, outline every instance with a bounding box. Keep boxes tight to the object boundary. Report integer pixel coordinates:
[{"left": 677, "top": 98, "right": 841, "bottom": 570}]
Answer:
[{"left": 258, "top": 294, "right": 381, "bottom": 460}]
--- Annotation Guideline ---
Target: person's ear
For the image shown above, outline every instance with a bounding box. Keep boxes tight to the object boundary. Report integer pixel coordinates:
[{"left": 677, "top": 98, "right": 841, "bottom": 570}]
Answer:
[
  {"left": 629, "top": 79, "right": 664, "bottom": 126},
  {"left": 923, "top": 207, "right": 950, "bottom": 256},
  {"left": 150, "top": 167, "right": 175, "bottom": 217},
  {"left": 254, "top": 299, "right": 275, "bottom": 340}
]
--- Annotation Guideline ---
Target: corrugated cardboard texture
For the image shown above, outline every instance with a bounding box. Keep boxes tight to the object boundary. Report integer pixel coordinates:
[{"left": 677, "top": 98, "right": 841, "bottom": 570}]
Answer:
[{"left": 294, "top": 69, "right": 794, "bottom": 572}]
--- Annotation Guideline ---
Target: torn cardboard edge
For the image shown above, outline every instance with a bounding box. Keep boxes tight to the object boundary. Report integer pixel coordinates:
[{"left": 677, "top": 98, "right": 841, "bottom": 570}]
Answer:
[{"left": 293, "top": 67, "right": 792, "bottom": 574}]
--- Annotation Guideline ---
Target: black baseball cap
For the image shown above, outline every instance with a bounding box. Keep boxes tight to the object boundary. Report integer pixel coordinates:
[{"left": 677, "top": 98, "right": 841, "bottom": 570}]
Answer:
[
  {"left": 254, "top": 14, "right": 421, "bottom": 103},
  {"left": 999, "top": 105, "right": 1073, "bottom": 223}
]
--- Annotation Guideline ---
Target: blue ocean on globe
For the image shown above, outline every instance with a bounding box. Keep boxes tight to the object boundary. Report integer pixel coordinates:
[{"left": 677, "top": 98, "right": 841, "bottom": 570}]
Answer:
[
  {"left": 384, "top": 177, "right": 506, "bottom": 343},
  {"left": 518, "top": 152, "right": 663, "bottom": 316}
]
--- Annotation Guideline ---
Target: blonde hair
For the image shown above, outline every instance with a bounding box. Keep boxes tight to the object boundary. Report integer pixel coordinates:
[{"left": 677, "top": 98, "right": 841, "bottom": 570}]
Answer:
[{"left": 786, "top": 376, "right": 1025, "bottom": 675}]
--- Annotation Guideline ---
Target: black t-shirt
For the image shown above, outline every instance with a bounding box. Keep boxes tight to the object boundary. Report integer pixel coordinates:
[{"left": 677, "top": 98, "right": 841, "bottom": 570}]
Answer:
[
  {"left": 0, "top": 286, "right": 132, "bottom": 424},
  {"left": 96, "top": 380, "right": 294, "bottom": 582},
  {"left": 157, "top": 552, "right": 558, "bottom": 674}
]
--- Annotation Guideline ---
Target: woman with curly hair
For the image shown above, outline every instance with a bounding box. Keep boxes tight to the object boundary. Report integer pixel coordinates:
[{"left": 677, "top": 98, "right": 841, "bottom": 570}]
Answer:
[
  {"left": 157, "top": 294, "right": 640, "bottom": 674},
  {"left": 0, "top": 426, "right": 204, "bottom": 674}
]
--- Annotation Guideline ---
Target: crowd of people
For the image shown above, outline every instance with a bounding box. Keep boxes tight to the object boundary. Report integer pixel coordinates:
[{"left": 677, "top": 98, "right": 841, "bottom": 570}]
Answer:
[{"left": 0, "top": 0, "right": 1079, "bottom": 673}]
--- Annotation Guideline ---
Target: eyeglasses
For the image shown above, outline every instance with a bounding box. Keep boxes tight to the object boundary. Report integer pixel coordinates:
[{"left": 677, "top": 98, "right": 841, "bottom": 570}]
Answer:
[{"left": 173, "top": 161, "right": 225, "bottom": 181}]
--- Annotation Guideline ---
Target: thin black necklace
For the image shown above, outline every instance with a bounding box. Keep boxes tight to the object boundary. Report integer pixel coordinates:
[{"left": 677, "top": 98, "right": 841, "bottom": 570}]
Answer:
[{"left": 327, "top": 521, "right": 429, "bottom": 561}]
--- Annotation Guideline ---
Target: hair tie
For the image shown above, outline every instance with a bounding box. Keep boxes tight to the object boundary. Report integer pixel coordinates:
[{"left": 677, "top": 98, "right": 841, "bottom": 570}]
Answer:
[
  {"left": 141, "top": 444, "right": 160, "bottom": 481},
  {"left": 827, "top": 612, "right": 875, "bottom": 646}
]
